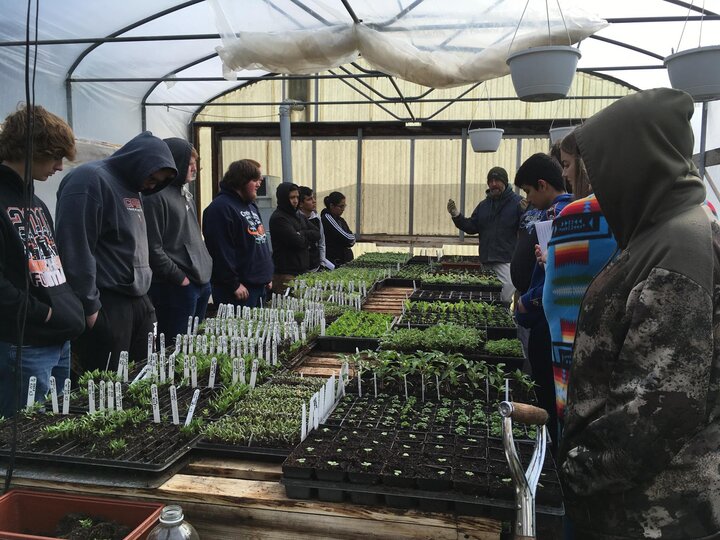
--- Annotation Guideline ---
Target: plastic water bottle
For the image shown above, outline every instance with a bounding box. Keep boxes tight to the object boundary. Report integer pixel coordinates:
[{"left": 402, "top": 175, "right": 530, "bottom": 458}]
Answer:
[{"left": 147, "top": 505, "right": 200, "bottom": 540}]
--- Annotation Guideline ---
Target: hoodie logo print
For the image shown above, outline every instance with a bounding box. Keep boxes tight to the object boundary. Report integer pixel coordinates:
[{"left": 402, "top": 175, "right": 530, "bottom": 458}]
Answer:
[
  {"left": 123, "top": 197, "right": 142, "bottom": 212},
  {"left": 8, "top": 206, "right": 67, "bottom": 288},
  {"left": 240, "top": 210, "right": 267, "bottom": 244}
]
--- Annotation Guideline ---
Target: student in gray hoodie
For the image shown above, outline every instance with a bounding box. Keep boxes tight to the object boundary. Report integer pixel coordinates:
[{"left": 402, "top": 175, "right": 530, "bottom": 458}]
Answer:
[
  {"left": 144, "top": 139, "right": 212, "bottom": 343},
  {"left": 56, "top": 132, "right": 176, "bottom": 372}
]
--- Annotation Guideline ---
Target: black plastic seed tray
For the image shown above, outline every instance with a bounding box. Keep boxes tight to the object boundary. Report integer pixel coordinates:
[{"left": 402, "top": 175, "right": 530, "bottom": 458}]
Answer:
[
  {"left": 419, "top": 281, "right": 502, "bottom": 293},
  {"left": 193, "top": 441, "right": 291, "bottom": 461},
  {"left": 315, "top": 336, "right": 380, "bottom": 353},
  {"left": 409, "top": 289, "right": 506, "bottom": 306}
]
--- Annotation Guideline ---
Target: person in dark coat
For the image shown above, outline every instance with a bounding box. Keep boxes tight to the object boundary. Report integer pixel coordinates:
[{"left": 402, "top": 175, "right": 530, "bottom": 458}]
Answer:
[
  {"left": 269, "top": 182, "right": 320, "bottom": 293},
  {"left": 144, "top": 138, "right": 213, "bottom": 342},
  {"left": 202, "top": 159, "right": 273, "bottom": 308},
  {"left": 447, "top": 166, "right": 523, "bottom": 302},
  {"left": 0, "top": 105, "right": 84, "bottom": 417},
  {"left": 321, "top": 191, "right": 355, "bottom": 267}
]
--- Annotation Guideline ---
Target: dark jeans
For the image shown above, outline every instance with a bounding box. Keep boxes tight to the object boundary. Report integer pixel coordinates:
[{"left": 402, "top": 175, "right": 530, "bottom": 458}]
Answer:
[
  {"left": 528, "top": 319, "right": 558, "bottom": 453},
  {"left": 149, "top": 281, "right": 211, "bottom": 343},
  {"left": 212, "top": 284, "right": 267, "bottom": 309},
  {"left": 73, "top": 290, "right": 156, "bottom": 373},
  {"left": 0, "top": 341, "right": 70, "bottom": 418}
]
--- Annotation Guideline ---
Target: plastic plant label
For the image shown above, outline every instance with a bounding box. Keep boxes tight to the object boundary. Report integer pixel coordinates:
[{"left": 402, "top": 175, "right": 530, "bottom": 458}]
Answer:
[
  {"left": 159, "top": 333, "right": 165, "bottom": 360},
  {"left": 373, "top": 372, "right": 378, "bottom": 398},
  {"left": 193, "top": 316, "right": 199, "bottom": 335},
  {"left": 186, "top": 316, "right": 193, "bottom": 337},
  {"left": 150, "top": 353, "right": 158, "bottom": 382},
  {"left": 25, "top": 376, "right": 37, "bottom": 409},
  {"left": 159, "top": 354, "right": 166, "bottom": 383},
  {"left": 249, "top": 358, "right": 259, "bottom": 389},
  {"left": 209, "top": 357, "right": 217, "bottom": 388},
  {"left": 188, "top": 333, "right": 195, "bottom": 355},
  {"left": 312, "top": 393, "right": 320, "bottom": 430},
  {"left": 239, "top": 359, "right": 246, "bottom": 385},
  {"left": 62, "top": 378, "right": 71, "bottom": 415},
  {"left": 151, "top": 384, "right": 160, "bottom": 423},
  {"left": 170, "top": 385, "right": 179, "bottom": 425},
  {"left": 49, "top": 376, "right": 59, "bottom": 413},
  {"left": 99, "top": 381, "right": 106, "bottom": 411},
  {"left": 120, "top": 351, "right": 129, "bottom": 382},
  {"left": 168, "top": 353, "right": 175, "bottom": 382},
  {"left": 301, "top": 403, "right": 307, "bottom": 441},
  {"left": 183, "top": 355, "right": 189, "bottom": 379},
  {"left": 115, "top": 382, "right": 123, "bottom": 411},
  {"left": 147, "top": 332, "right": 154, "bottom": 362},
  {"left": 190, "top": 356, "right": 197, "bottom": 388},
  {"left": 106, "top": 380, "right": 114, "bottom": 411},
  {"left": 88, "top": 380, "right": 95, "bottom": 414},
  {"left": 232, "top": 357, "right": 240, "bottom": 384},
  {"left": 185, "top": 388, "right": 201, "bottom": 426},
  {"left": 320, "top": 318, "right": 326, "bottom": 336}
]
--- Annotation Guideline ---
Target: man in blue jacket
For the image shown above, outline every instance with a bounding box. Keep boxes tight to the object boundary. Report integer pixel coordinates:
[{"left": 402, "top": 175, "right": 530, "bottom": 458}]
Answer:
[
  {"left": 56, "top": 132, "right": 177, "bottom": 372},
  {"left": 202, "top": 159, "right": 273, "bottom": 308},
  {"left": 447, "top": 166, "right": 523, "bottom": 302}
]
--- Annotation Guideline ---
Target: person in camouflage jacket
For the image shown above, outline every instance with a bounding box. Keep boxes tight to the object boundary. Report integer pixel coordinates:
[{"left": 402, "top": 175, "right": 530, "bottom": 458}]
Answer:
[{"left": 558, "top": 88, "right": 720, "bottom": 539}]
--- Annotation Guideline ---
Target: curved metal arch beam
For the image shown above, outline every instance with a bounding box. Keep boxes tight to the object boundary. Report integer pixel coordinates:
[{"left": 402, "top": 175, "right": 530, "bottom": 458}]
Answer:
[
  {"left": 663, "top": 0, "right": 719, "bottom": 17},
  {"left": 141, "top": 52, "right": 220, "bottom": 131},
  {"left": 64, "top": 0, "right": 205, "bottom": 125},
  {"left": 588, "top": 34, "right": 665, "bottom": 61}
]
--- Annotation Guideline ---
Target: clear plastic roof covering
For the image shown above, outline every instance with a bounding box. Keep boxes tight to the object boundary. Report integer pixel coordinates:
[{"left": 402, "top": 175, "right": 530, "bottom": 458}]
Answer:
[{"left": 0, "top": 0, "right": 719, "bottom": 144}]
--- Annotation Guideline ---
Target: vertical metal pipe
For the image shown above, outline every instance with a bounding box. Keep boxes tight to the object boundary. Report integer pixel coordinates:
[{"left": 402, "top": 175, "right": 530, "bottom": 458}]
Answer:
[
  {"left": 459, "top": 128, "right": 467, "bottom": 242},
  {"left": 515, "top": 137, "right": 523, "bottom": 195},
  {"left": 409, "top": 138, "right": 415, "bottom": 236},
  {"left": 279, "top": 103, "right": 293, "bottom": 183},
  {"left": 355, "top": 128, "right": 363, "bottom": 238},
  {"left": 65, "top": 79, "right": 74, "bottom": 128}
]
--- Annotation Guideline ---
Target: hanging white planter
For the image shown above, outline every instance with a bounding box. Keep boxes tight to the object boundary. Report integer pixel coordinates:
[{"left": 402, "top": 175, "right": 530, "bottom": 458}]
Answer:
[
  {"left": 506, "top": 46, "right": 581, "bottom": 102},
  {"left": 468, "top": 128, "right": 504, "bottom": 153},
  {"left": 549, "top": 126, "right": 576, "bottom": 144},
  {"left": 664, "top": 45, "right": 720, "bottom": 102}
]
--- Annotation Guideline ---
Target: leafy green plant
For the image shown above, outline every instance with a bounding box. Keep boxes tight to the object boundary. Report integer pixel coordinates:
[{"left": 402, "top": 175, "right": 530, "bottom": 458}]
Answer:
[
  {"left": 484, "top": 339, "right": 524, "bottom": 358},
  {"left": 326, "top": 311, "right": 394, "bottom": 338}
]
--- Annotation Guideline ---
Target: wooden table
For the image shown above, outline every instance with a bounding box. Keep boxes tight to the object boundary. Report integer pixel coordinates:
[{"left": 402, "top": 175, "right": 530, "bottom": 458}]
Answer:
[{"left": 9, "top": 457, "right": 503, "bottom": 540}]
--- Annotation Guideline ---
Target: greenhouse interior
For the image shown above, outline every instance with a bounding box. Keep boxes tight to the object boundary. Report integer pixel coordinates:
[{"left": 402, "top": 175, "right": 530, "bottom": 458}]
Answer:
[{"left": 0, "top": 1, "right": 719, "bottom": 539}]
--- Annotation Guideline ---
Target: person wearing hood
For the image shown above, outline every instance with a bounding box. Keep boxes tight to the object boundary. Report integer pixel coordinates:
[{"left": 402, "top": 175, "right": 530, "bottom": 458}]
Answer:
[
  {"left": 269, "top": 182, "right": 321, "bottom": 293},
  {"left": 202, "top": 159, "right": 273, "bottom": 308},
  {"left": 144, "top": 139, "right": 213, "bottom": 343},
  {"left": 56, "top": 131, "right": 176, "bottom": 372},
  {"left": 0, "top": 105, "right": 84, "bottom": 418},
  {"left": 447, "top": 166, "right": 523, "bottom": 302},
  {"left": 558, "top": 88, "right": 720, "bottom": 539}
]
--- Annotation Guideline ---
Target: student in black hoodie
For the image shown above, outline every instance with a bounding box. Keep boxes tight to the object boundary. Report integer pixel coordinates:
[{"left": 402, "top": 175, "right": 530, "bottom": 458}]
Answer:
[
  {"left": 56, "top": 132, "right": 177, "bottom": 372},
  {"left": 0, "top": 105, "right": 84, "bottom": 417},
  {"left": 269, "top": 182, "right": 321, "bottom": 293},
  {"left": 203, "top": 159, "right": 273, "bottom": 308},
  {"left": 144, "top": 139, "right": 213, "bottom": 343}
]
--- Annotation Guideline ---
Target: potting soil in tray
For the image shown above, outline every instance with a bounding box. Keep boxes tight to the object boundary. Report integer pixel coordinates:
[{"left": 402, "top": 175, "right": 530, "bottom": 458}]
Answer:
[
  {"left": 282, "top": 419, "right": 562, "bottom": 517},
  {"left": 0, "top": 385, "right": 218, "bottom": 472}
]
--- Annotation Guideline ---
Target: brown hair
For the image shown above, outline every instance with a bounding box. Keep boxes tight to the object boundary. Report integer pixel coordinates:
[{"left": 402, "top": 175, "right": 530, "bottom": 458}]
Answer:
[
  {"left": 560, "top": 131, "right": 591, "bottom": 199},
  {"left": 0, "top": 105, "right": 76, "bottom": 163},
  {"left": 222, "top": 159, "right": 262, "bottom": 190}
]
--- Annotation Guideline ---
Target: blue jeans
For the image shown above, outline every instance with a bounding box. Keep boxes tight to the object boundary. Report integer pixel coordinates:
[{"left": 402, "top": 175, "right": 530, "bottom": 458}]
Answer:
[
  {"left": 211, "top": 284, "right": 267, "bottom": 309},
  {"left": 0, "top": 340, "right": 70, "bottom": 418},
  {"left": 149, "top": 281, "right": 211, "bottom": 342}
]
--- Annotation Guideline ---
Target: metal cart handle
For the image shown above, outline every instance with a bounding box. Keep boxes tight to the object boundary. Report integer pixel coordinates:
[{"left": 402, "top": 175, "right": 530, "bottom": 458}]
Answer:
[{"left": 499, "top": 401, "right": 548, "bottom": 426}]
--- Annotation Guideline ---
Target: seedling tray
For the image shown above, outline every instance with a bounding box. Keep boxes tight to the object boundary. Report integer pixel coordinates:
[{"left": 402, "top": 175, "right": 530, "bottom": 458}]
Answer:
[
  {"left": 419, "top": 281, "right": 502, "bottom": 293},
  {"left": 409, "top": 289, "right": 505, "bottom": 306},
  {"left": 280, "top": 477, "right": 563, "bottom": 518},
  {"left": 315, "top": 336, "right": 380, "bottom": 353},
  {"left": 377, "top": 277, "right": 418, "bottom": 288},
  {"left": 193, "top": 440, "right": 290, "bottom": 461}
]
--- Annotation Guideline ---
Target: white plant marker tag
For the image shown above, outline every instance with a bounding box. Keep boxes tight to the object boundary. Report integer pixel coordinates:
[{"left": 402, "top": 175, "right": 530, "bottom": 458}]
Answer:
[
  {"left": 167, "top": 353, "right": 175, "bottom": 382},
  {"left": 107, "top": 380, "right": 115, "bottom": 411},
  {"left": 115, "top": 382, "right": 123, "bottom": 411},
  {"left": 62, "top": 378, "right": 71, "bottom": 415},
  {"left": 188, "top": 334, "right": 194, "bottom": 355},
  {"left": 318, "top": 387, "right": 325, "bottom": 422},
  {"left": 150, "top": 353, "right": 158, "bottom": 382},
  {"left": 159, "top": 354, "right": 166, "bottom": 383},
  {"left": 88, "top": 380, "right": 96, "bottom": 414},
  {"left": 232, "top": 358, "right": 240, "bottom": 384},
  {"left": 403, "top": 375, "right": 408, "bottom": 401},
  {"left": 190, "top": 356, "right": 197, "bottom": 388},
  {"left": 320, "top": 318, "right": 325, "bottom": 336},
  {"left": 49, "top": 376, "right": 59, "bottom": 413},
  {"left": 185, "top": 388, "right": 201, "bottom": 426},
  {"left": 312, "top": 393, "right": 320, "bottom": 430},
  {"left": 335, "top": 370, "right": 343, "bottom": 400},
  {"left": 373, "top": 372, "right": 378, "bottom": 398},
  {"left": 307, "top": 397, "right": 314, "bottom": 433},
  {"left": 170, "top": 385, "right": 179, "bottom": 425},
  {"left": 328, "top": 374, "right": 337, "bottom": 408},
  {"left": 239, "top": 359, "right": 246, "bottom": 385},
  {"left": 301, "top": 403, "right": 307, "bottom": 441},
  {"left": 25, "top": 376, "right": 37, "bottom": 409},
  {"left": 193, "top": 316, "right": 199, "bottom": 335},
  {"left": 182, "top": 334, "right": 189, "bottom": 356},
  {"left": 175, "top": 333, "right": 182, "bottom": 351},
  {"left": 99, "top": 381, "right": 106, "bottom": 411},
  {"left": 186, "top": 316, "right": 193, "bottom": 336},
  {"left": 147, "top": 332, "right": 154, "bottom": 362},
  {"left": 151, "top": 384, "right": 160, "bottom": 423},
  {"left": 209, "top": 357, "right": 217, "bottom": 388},
  {"left": 249, "top": 359, "right": 259, "bottom": 389},
  {"left": 116, "top": 354, "right": 124, "bottom": 378},
  {"left": 159, "top": 333, "right": 165, "bottom": 360},
  {"left": 183, "top": 355, "right": 189, "bottom": 379},
  {"left": 505, "top": 378, "right": 509, "bottom": 402}
]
